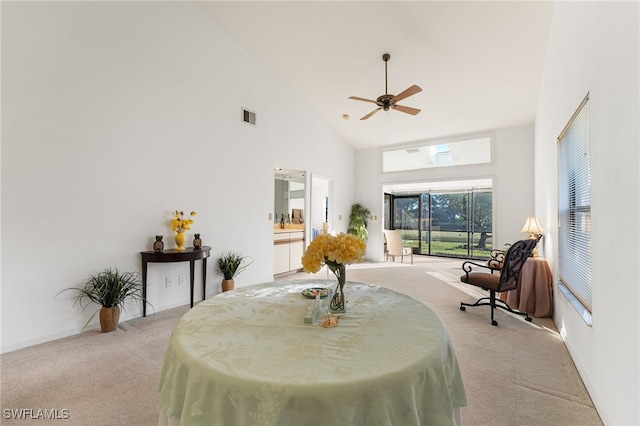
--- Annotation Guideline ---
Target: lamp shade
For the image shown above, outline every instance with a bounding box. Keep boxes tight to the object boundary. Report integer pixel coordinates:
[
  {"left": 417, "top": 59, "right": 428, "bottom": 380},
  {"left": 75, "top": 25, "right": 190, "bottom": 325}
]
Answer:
[{"left": 520, "top": 216, "right": 544, "bottom": 235}]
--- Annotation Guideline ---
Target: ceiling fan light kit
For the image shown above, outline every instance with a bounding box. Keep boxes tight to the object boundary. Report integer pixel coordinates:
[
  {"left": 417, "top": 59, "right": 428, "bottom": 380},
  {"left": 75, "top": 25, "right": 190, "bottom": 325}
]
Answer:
[{"left": 349, "top": 53, "right": 422, "bottom": 120}]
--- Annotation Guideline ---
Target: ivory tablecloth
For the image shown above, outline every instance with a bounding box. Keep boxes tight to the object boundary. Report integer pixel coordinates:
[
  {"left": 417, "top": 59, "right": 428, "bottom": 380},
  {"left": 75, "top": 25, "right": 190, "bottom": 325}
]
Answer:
[{"left": 158, "top": 279, "right": 467, "bottom": 426}]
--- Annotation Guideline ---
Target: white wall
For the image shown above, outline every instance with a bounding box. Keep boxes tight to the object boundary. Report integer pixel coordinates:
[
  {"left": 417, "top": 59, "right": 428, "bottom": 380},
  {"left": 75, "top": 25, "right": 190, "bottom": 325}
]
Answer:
[
  {"left": 1, "top": 2, "right": 354, "bottom": 353},
  {"left": 535, "top": 2, "right": 639, "bottom": 424},
  {"left": 355, "top": 126, "right": 535, "bottom": 261}
]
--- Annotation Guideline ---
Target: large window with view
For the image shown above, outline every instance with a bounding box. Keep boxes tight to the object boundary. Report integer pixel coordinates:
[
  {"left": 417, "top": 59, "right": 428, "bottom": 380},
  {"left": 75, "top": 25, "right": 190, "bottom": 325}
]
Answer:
[
  {"left": 558, "top": 94, "right": 592, "bottom": 313},
  {"left": 387, "top": 188, "right": 493, "bottom": 260}
]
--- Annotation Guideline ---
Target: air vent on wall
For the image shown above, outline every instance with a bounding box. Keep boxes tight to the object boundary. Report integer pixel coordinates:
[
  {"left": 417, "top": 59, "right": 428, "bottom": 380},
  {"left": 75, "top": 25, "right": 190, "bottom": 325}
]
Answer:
[{"left": 242, "top": 108, "right": 256, "bottom": 125}]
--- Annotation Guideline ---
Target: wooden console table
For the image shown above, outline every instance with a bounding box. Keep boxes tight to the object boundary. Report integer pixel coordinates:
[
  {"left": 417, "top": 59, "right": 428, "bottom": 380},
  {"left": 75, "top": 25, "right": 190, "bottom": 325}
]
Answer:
[{"left": 140, "top": 246, "right": 211, "bottom": 317}]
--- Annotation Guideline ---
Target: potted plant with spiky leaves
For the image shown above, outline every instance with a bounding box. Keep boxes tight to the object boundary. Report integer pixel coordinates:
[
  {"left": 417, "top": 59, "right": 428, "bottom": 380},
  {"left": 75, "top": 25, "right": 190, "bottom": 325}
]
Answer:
[
  {"left": 59, "top": 268, "right": 148, "bottom": 333},
  {"left": 215, "top": 252, "right": 253, "bottom": 292}
]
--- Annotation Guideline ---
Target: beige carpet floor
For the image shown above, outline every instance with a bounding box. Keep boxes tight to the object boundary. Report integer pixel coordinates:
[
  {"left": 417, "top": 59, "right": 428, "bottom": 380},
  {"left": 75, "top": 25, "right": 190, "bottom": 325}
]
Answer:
[{"left": 0, "top": 256, "right": 602, "bottom": 425}]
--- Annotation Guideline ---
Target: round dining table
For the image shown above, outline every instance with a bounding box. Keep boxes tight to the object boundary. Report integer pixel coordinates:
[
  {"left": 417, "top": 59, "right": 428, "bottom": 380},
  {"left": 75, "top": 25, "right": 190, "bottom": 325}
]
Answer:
[{"left": 158, "top": 279, "right": 467, "bottom": 426}]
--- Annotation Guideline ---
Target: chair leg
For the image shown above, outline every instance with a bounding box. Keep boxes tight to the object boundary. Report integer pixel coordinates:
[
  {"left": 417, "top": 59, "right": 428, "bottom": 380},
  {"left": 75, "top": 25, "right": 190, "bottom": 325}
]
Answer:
[
  {"left": 495, "top": 297, "right": 532, "bottom": 323},
  {"left": 489, "top": 290, "right": 498, "bottom": 326},
  {"left": 460, "top": 290, "right": 532, "bottom": 326}
]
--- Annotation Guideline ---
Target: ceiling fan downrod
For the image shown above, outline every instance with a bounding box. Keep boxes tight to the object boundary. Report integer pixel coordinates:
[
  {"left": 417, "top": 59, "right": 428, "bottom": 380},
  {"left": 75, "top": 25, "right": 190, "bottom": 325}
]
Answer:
[{"left": 383, "top": 53, "right": 390, "bottom": 96}]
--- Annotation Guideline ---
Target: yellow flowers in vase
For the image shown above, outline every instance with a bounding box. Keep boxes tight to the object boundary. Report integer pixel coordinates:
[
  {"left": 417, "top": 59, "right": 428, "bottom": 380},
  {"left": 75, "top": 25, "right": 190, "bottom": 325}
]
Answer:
[
  {"left": 171, "top": 210, "right": 197, "bottom": 232},
  {"left": 302, "top": 233, "right": 366, "bottom": 313},
  {"left": 302, "top": 233, "right": 366, "bottom": 273},
  {"left": 171, "top": 210, "right": 196, "bottom": 251}
]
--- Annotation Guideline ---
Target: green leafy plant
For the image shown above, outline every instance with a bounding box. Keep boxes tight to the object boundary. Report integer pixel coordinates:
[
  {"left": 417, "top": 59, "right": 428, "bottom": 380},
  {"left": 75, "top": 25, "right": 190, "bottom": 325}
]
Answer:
[
  {"left": 215, "top": 252, "right": 253, "bottom": 280},
  {"left": 347, "top": 203, "right": 371, "bottom": 242},
  {"left": 58, "top": 268, "right": 148, "bottom": 330}
]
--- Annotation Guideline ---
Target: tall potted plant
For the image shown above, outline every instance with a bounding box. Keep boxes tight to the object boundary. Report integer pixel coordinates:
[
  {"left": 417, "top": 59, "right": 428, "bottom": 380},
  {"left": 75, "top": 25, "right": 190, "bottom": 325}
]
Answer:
[
  {"left": 215, "top": 252, "right": 253, "bottom": 292},
  {"left": 347, "top": 203, "right": 371, "bottom": 242},
  {"left": 59, "top": 268, "right": 147, "bottom": 333}
]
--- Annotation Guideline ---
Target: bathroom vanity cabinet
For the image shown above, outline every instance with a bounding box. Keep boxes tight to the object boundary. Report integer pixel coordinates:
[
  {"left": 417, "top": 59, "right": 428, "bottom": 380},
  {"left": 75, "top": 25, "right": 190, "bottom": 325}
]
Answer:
[{"left": 274, "top": 230, "right": 304, "bottom": 275}]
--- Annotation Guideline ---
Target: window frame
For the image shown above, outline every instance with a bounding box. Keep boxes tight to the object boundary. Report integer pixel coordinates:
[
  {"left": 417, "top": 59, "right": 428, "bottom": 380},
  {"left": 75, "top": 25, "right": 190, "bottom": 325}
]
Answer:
[
  {"left": 557, "top": 93, "right": 592, "bottom": 316},
  {"left": 387, "top": 189, "right": 493, "bottom": 259},
  {"left": 380, "top": 134, "right": 494, "bottom": 174}
]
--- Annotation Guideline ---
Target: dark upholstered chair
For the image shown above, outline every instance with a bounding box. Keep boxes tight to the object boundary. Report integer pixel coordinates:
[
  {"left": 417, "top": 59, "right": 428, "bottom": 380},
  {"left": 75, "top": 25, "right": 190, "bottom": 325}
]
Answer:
[
  {"left": 487, "top": 243, "right": 511, "bottom": 269},
  {"left": 459, "top": 237, "right": 539, "bottom": 326}
]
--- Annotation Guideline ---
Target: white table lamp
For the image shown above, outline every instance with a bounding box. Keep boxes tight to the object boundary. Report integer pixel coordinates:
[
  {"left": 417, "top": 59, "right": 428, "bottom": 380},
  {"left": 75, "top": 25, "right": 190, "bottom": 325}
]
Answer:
[{"left": 521, "top": 216, "right": 543, "bottom": 256}]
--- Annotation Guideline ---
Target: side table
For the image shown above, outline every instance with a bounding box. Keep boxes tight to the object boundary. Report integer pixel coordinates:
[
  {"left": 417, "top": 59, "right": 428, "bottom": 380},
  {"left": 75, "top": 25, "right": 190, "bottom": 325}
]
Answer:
[
  {"left": 500, "top": 257, "right": 553, "bottom": 318},
  {"left": 140, "top": 246, "right": 211, "bottom": 317}
]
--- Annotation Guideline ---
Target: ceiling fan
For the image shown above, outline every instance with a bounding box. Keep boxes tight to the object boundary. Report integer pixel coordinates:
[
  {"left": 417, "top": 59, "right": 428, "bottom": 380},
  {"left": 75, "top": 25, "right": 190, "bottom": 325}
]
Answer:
[{"left": 349, "top": 53, "right": 422, "bottom": 120}]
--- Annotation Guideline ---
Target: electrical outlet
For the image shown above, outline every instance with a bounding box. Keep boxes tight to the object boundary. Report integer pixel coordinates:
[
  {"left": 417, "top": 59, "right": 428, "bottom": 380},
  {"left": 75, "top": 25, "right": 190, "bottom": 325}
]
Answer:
[
  {"left": 179, "top": 275, "right": 186, "bottom": 285},
  {"left": 165, "top": 277, "right": 173, "bottom": 287}
]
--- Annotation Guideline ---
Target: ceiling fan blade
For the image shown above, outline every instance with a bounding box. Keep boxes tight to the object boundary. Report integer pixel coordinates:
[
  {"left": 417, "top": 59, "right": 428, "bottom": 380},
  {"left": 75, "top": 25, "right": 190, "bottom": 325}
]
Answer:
[
  {"left": 394, "top": 104, "right": 421, "bottom": 116},
  {"left": 392, "top": 85, "right": 422, "bottom": 102},
  {"left": 360, "top": 108, "right": 381, "bottom": 120},
  {"left": 349, "top": 96, "right": 378, "bottom": 104}
]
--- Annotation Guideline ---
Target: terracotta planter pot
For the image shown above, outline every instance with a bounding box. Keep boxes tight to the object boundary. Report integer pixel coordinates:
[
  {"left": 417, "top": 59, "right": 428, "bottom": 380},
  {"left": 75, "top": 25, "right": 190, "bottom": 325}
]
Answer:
[
  {"left": 221, "top": 279, "right": 235, "bottom": 292},
  {"left": 99, "top": 306, "right": 120, "bottom": 333}
]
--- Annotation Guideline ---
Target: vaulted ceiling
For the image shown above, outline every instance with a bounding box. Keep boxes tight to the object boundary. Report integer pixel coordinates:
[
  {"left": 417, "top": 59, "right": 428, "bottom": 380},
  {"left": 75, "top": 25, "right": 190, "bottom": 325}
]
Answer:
[{"left": 197, "top": 1, "right": 554, "bottom": 151}]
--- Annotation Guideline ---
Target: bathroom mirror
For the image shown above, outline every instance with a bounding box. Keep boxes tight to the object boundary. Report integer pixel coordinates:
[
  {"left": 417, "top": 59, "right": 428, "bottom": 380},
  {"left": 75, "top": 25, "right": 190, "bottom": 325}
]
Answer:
[{"left": 274, "top": 169, "right": 306, "bottom": 228}]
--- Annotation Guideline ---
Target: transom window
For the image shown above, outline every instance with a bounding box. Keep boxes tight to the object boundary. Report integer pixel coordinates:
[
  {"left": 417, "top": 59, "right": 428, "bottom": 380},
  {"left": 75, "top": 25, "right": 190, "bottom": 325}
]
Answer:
[{"left": 382, "top": 137, "right": 492, "bottom": 173}]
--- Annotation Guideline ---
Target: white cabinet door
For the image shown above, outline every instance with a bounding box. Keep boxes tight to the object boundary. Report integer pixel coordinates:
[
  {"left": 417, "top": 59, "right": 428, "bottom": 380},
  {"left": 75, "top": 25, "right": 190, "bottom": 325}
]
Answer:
[
  {"left": 274, "top": 242, "right": 290, "bottom": 275},
  {"left": 289, "top": 240, "right": 304, "bottom": 271},
  {"left": 274, "top": 231, "right": 305, "bottom": 274}
]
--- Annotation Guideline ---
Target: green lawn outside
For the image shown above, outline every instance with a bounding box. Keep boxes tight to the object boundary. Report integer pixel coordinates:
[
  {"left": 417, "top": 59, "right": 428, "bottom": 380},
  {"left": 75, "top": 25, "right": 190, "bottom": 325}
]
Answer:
[{"left": 397, "top": 230, "right": 493, "bottom": 259}]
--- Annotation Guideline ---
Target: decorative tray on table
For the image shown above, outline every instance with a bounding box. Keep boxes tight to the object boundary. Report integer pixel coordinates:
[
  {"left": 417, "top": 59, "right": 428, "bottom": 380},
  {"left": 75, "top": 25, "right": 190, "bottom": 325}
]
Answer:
[{"left": 301, "top": 287, "right": 330, "bottom": 299}]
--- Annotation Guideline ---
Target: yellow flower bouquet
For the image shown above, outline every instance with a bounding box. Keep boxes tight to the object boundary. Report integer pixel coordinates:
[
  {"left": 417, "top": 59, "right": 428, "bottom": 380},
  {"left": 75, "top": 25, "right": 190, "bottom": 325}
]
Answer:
[
  {"left": 302, "top": 232, "right": 366, "bottom": 312},
  {"left": 171, "top": 210, "right": 197, "bottom": 251},
  {"left": 171, "top": 210, "right": 197, "bottom": 232}
]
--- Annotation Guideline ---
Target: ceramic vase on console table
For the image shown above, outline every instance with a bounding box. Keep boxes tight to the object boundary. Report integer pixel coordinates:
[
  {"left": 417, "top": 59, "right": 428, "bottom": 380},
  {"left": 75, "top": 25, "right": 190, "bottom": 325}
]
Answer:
[
  {"left": 193, "top": 233, "right": 202, "bottom": 250},
  {"left": 153, "top": 235, "right": 164, "bottom": 252},
  {"left": 171, "top": 210, "right": 197, "bottom": 252},
  {"left": 174, "top": 231, "right": 186, "bottom": 251}
]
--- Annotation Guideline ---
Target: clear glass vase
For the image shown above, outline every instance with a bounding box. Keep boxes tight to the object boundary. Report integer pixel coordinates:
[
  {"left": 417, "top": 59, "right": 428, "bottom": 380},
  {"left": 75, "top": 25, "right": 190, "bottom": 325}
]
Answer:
[{"left": 327, "top": 262, "right": 346, "bottom": 313}]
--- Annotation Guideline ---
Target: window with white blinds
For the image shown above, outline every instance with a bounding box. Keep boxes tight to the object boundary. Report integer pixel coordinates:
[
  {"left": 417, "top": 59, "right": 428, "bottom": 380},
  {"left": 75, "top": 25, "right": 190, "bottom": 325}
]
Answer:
[{"left": 558, "top": 94, "right": 592, "bottom": 312}]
